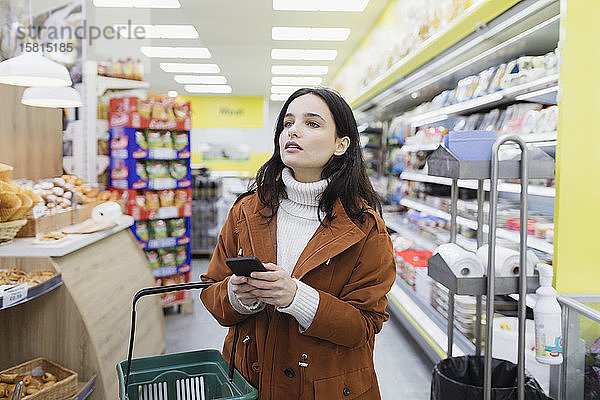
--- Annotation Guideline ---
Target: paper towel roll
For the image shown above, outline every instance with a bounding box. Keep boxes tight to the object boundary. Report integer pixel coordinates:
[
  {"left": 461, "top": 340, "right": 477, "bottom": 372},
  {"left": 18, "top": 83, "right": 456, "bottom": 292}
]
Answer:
[
  {"left": 92, "top": 201, "right": 122, "bottom": 223},
  {"left": 434, "top": 243, "right": 484, "bottom": 277},
  {"left": 476, "top": 244, "right": 538, "bottom": 276}
]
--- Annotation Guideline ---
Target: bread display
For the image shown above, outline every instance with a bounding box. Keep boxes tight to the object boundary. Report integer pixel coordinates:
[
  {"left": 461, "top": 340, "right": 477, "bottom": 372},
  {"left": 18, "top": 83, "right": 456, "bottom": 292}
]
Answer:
[
  {"left": 0, "top": 370, "right": 58, "bottom": 399},
  {"left": 0, "top": 164, "right": 41, "bottom": 223},
  {"left": 0, "top": 268, "right": 55, "bottom": 288},
  {"left": 16, "top": 174, "right": 117, "bottom": 216}
]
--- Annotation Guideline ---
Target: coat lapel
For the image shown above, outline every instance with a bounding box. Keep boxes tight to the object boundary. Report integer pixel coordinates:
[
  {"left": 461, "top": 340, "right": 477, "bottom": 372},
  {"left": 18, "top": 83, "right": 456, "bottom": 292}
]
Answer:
[
  {"left": 242, "top": 201, "right": 277, "bottom": 264},
  {"left": 292, "top": 199, "right": 365, "bottom": 280}
]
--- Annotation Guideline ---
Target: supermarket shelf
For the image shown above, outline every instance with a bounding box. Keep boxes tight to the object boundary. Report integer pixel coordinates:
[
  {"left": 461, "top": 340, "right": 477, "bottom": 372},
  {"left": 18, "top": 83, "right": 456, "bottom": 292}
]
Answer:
[
  {"left": 409, "top": 74, "right": 558, "bottom": 127},
  {"left": 0, "top": 215, "right": 134, "bottom": 258},
  {"left": 0, "top": 274, "right": 62, "bottom": 310},
  {"left": 387, "top": 277, "right": 474, "bottom": 364},
  {"left": 400, "top": 197, "right": 554, "bottom": 255},
  {"left": 71, "top": 377, "right": 96, "bottom": 400},
  {"left": 399, "top": 143, "right": 440, "bottom": 153},
  {"left": 384, "top": 213, "right": 477, "bottom": 252},
  {"left": 96, "top": 76, "right": 149, "bottom": 96},
  {"left": 400, "top": 170, "right": 555, "bottom": 197},
  {"left": 352, "top": 0, "right": 559, "bottom": 115}
]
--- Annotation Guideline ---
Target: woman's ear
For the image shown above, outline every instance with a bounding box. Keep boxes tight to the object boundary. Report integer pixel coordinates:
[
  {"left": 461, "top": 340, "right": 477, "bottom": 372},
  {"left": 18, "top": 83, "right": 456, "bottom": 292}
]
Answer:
[{"left": 334, "top": 136, "right": 350, "bottom": 156}]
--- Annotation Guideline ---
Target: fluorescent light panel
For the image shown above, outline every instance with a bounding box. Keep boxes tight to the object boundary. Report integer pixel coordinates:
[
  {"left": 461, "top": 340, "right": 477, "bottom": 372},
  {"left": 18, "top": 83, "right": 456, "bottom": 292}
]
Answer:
[
  {"left": 271, "top": 49, "right": 337, "bottom": 60},
  {"left": 273, "top": 0, "right": 369, "bottom": 12},
  {"left": 184, "top": 85, "right": 232, "bottom": 94},
  {"left": 160, "top": 63, "right": 220, "bottom": 73},
  {"left": 174, "top": 75, "right": 227, "bottom": 84},
  {"left": 271, "top": 94, "right": 289, "bottom": 102},
  {"left": 94, "top": 0, "right": 180, "bottom": 7},
  {"left": 271, "top": 85, "right": 304, "bottom": 94},
  {"left": 113, "top": 24, "right": 198, "bottom": 39},
  {"left": 272, "top": 27, "right": 350, "bottom": 41},
  {"left": 141, "top": 47, "right": 211, "bottom": 58},
  {"left": 272, "top": 65, "right": 328, "bottom": 75},
  {"left": 271, "top": 76, "right": 322, "bottom": 85},
  {"left": 168, "top": 90, "right": 178, "bottom": 97}
]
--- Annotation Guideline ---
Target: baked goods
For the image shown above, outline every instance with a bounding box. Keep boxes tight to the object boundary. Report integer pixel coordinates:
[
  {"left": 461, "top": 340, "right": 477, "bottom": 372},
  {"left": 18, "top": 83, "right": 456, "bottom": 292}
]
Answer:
[
  {"left": 39, "top": 232, "right": 67, "bottom": 242},
  {"left": 0, "top": 369, "right": 60, "bottom": 398},
  {"left": 0, "top": 268, "right": 55, "bottom": 287}
]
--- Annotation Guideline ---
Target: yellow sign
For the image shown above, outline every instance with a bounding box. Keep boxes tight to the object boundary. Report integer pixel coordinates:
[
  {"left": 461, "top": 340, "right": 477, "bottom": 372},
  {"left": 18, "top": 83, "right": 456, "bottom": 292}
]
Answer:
[
  {"left": 191, "top": 152, "right": 271, "bottom": 178},
  {"left": 180, "top": 96, "right": 264, "bottom": 128}
]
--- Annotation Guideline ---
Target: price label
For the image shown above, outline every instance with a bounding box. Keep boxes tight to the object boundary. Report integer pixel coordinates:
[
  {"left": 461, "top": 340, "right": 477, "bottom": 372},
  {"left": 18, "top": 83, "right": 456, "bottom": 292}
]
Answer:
[
  {"left": 149, "top": 148, "right": 176, "bottom": 160},
  {"left": 2, "top": 283, "right": 28, "bottom": 308},
  {"left": 150, "top": 178, "right": 176, "bottom": 190},
  {"left": 158, "top": 207, "right": 178, "bottom": 219}
]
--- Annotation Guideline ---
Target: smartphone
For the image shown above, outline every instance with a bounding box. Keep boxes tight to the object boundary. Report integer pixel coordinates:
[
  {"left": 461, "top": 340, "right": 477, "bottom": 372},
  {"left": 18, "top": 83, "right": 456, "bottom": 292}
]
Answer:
[{"left": 225, "top": 256, "right": 267, "bottom": 277}]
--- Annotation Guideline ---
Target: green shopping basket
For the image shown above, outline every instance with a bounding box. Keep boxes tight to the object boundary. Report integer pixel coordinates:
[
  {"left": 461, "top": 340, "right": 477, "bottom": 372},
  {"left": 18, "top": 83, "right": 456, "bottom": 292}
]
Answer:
[{"left": 117, "top": 282, "right": 258, "bottom": 400}]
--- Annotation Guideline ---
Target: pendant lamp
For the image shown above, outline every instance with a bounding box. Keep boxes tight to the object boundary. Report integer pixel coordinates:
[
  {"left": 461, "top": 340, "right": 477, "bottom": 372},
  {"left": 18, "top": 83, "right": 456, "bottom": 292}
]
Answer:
[
  {"left": 0, "top": 52, "right": 72, "bottom": 87},
  {"left": 21, "top": 86, "right": 82, "bottom": 108}
]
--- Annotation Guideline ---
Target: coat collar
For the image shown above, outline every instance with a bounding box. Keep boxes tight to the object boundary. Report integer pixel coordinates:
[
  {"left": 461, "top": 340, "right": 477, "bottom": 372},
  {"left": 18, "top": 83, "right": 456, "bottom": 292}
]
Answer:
[
  {"left": 241, "top": 194, "right": 367, "bottom": 280},
  {"left": 292, "top": 198, "right": 366, "bottom": 279}
]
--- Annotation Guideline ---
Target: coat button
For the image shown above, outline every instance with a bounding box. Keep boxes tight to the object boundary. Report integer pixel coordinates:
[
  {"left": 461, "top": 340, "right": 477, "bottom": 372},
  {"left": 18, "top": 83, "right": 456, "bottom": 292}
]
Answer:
[
  {"left": 284, "top": 368, "right": 295, "bottom": 378},
  {"left": 343, "top": 387, "right": 351, "bottom": 396},
  {"left": 251, "top": 362, "right": 260, "bottom": 373}
]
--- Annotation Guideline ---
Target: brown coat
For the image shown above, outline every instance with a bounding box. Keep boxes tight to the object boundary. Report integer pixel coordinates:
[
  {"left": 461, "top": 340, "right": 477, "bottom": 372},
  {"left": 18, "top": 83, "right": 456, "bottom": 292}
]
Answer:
[{"left": 200, "top": 192, "right": 396, "bottom": 400}]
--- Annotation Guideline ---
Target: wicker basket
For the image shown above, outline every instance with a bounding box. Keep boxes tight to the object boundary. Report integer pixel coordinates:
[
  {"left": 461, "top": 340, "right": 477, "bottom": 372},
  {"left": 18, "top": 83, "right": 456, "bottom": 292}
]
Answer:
[
  {"left": 0, "top": 219, "right": 27, "bottom": 246},
  {"left": 0, "top": 358, "right": 78, "bottom": 400}
]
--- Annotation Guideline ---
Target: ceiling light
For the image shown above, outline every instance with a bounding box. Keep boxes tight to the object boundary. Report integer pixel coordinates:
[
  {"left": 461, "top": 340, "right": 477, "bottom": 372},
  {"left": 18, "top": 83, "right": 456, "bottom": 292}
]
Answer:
[
  {"left": 271, "top": 49, "right": 337, "bottom": 60},
  {"left": 271, "top": 65, "right": 328, "bottom": 75},
  {"left": 271, "top": 86, "right": 304, "bottom": 94},
  {"left": 271, "top": 76, "right": 322, "bottom": 85},
  {"left": 273, "top": 0, "right": 369, "bottom": 12},
  {"left": 21, "top": 86, "right": 82, "bottom": 108},
  {"left": 113, "top": 24, "right": 198, "bottom": 39},
  {"left": 94, "top": 0, "right": 181, "bottom": 7},
  {"left": 272, "top": 27, "right": 350, "bottom": 41},
  {"left": 0, "top": 52, "right": 72, "bottom": 87},
  {"left": 141, "top": 47, "right": 211, "bottom": 58},
  {"left": 174, "top": 75, "right": 227, "bottom": 84},
  {"left": 184, "top": 85, "right": 232, "bottom": 94},
  {"left": 168, "top": 90, "right": 178, "bottom": 97},
  {"left": 271, "top": 94, "right": 289, "bottom": 102},
  {"left": 160, "top": 63, "right": 220, "bottom": 73}
]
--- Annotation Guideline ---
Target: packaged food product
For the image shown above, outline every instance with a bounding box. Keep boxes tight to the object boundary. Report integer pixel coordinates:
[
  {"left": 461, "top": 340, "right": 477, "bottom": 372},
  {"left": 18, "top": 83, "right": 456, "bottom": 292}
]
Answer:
[
  {"left": 162, "top": 131, "right": 174, "bottom": 149},
  {"left": 135, "top": 192, "right": 146, "bottom": 209},
  {"left": 174, "top": 102, "right": 189, "bottom": 120},
  {"left": 168, "top": 218, "right": 186, "bottom": 237},
  {"left": 174, "top": 189, "right": 188, "bottom": 207},
  {"left": 170, "top": 160, "right": 188, "bottom": 180},
  {"left": 135, "top": 130, "right": 148, "bottom": 149},
  {"left": 134, "top": 161, "right": 147, "bottom": 180},
  {"left": 151, "top": 219, "right": 168, "bottom": 239},
  {"left": 123, "top": 58, "right": 134, "bottom": 80},
  {"left": 175, "top": 246, "right": 187, "bottom": 265},
  {"left": 146, "top": 161, "right": 170, "bottom": 179},
  {"left": 138, "top": 101, "right": 152, "bottom": 119},
  {"left": 159, "top": 190, "right": 175, "bottom": 207},
  {"left": 158, "top": 248, "right": 176, "bottom": 267},
  {"left": 145, "top": 191, "right": 160, "bottom": 210},
  {"left": 151, "top": 102, "right": 168, "bottom": 120},
  {"left": 136, "top": 221, "right": 150, "bottom": 241},
  {"left": 174, "top": 132, "right": 189, "bottom": 150},
  {"left": 145, "top": 250, "right": 160, "bottom": 268},
  {"left": 147, "top": 131, "right": 162, "bottom": 149}
]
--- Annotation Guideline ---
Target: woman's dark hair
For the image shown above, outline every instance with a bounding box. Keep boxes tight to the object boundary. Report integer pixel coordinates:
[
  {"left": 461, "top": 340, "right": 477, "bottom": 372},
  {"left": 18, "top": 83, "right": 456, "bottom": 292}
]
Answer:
[{"left": 248, "top": 87, "right": 381, "bottom": 223}]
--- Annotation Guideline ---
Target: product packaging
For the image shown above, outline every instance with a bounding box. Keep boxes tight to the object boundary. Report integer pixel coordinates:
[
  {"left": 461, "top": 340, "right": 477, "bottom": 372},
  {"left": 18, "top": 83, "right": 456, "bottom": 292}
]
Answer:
[{"left": 534, "top": 263, "right": 563, "bottom": 365}]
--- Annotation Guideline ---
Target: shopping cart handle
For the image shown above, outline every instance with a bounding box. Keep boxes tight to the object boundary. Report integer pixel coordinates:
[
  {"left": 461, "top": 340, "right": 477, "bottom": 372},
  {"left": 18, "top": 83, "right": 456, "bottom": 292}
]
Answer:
[{"left": 125, "top": 281, "right": 214, "bottom": 392}]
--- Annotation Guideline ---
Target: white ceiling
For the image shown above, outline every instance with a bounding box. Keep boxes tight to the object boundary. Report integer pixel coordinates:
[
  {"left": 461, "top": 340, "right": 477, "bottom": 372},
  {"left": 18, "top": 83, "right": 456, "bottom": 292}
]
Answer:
[{"left": 87, "top": 0, "right": 390, "bottom": 97}]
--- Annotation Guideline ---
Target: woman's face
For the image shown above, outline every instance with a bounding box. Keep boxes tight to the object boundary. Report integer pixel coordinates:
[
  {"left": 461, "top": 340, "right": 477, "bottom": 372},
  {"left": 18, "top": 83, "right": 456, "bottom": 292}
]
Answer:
[{"left": 279, "top": 94, "right": 349, "bottom": 183}]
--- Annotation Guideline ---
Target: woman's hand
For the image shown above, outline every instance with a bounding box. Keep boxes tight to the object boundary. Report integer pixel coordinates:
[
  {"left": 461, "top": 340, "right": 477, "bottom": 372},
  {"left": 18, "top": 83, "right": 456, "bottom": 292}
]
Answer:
[
  {"left": 246, "top": 263, "right": 297, "bottom": 308},
  {"left": 229, "top": 275, "right": 261, "bottom": 307}
]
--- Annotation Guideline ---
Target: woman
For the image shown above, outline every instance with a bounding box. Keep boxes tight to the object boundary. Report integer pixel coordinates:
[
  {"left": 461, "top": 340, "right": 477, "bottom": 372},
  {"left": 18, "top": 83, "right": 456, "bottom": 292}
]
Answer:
[{"left": 200, "top": 87, "right": 396, "bottom": 399}]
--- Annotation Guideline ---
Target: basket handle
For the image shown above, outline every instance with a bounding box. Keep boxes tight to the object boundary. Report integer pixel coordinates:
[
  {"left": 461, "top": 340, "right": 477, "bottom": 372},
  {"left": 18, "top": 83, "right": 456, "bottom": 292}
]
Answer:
[{"left": 124, "top": 281, "right": 214, "bottom": 392}]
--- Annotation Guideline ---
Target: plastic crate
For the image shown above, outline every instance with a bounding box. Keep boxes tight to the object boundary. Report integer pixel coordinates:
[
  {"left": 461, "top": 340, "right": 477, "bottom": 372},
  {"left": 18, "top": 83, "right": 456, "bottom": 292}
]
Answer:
[{"left": 117, "top": 349, "right": 258, "bottom": 400}]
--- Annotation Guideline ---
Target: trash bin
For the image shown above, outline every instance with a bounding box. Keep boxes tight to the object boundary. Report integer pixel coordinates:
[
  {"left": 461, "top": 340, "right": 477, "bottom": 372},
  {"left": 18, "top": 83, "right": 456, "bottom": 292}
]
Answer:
[{"left": 431, "top": 356, "right": 551, "bottom": 400}]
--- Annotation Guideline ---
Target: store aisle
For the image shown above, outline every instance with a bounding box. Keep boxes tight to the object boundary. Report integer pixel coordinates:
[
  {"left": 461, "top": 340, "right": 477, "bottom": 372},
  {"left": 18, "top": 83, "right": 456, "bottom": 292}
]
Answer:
[{"left": 165, "top": 259, "right": 433, "bottom": 399}]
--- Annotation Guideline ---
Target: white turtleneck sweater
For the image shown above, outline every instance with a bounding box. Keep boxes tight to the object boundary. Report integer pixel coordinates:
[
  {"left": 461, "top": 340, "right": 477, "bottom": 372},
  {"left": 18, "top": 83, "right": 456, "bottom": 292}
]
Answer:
[{"left": 227, "top": 168, "right": 324, "bottom": 330}]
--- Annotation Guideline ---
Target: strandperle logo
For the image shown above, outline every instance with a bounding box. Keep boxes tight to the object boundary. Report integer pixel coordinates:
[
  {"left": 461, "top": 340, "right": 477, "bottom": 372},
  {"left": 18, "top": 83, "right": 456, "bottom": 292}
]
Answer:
[{"left": 16, "top": 20, "right": 149, "bottom": 46}]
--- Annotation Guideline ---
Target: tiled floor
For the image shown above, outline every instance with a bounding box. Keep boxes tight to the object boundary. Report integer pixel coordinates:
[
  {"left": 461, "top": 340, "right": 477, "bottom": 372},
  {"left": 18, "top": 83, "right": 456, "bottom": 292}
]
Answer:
[{"left": 165, "top": 259, "right": 433, "bottom": 399}]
